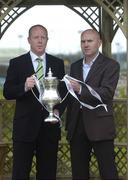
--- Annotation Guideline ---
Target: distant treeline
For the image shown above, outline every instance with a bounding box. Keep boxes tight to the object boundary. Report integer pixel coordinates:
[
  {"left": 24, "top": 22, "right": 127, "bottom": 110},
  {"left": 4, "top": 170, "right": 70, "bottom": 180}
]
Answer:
[
  {"left": 0, "top": 65, "right": 7, "bottom": 77},
  {"left": 0, "top": 51, "right": 127, "bottom": 77},
  {"left": 58, "top": 52, "right": 127, "bottom": 72}
]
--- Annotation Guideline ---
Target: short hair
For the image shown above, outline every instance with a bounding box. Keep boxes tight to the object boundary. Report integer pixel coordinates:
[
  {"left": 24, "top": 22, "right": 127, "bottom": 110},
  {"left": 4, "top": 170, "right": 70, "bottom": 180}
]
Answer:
[{"left": 28, "top": 24, "right": 48, "bottom": 37}]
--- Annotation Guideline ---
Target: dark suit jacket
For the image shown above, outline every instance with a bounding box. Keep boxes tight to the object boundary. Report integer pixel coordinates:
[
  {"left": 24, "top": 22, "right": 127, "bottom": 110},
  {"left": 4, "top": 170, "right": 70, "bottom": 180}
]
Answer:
[
  {"left": 66, "top": 53, "right": 120, "bottom": 141},
  {"left": 3, "top": 52, "right": 65, "bottom": 142}
]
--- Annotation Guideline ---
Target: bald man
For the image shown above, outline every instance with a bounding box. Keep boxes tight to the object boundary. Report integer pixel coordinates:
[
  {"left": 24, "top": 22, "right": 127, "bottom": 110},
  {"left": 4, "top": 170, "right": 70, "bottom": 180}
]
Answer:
[{"left": 65, "top": 29, "right": 119, "bottom": 179}]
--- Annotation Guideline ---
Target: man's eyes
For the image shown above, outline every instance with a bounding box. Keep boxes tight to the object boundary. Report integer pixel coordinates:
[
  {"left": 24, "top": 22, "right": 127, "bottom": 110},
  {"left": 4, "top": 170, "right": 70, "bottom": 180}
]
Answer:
[
  {"left": 81, "top": 40, "right": 93, "bottom": 43},
  {"left": 34, "top": 36, "right": 47, "bottom": 39}
]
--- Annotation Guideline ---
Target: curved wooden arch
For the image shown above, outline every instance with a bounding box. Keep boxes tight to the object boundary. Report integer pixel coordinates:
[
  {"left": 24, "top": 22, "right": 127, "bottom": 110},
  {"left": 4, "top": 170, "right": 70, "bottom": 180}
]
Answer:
[
  {"left": 0, "top": 7, "right": 31, "bottom": 38},
  {"left": 0, "top": 0, "right": 127, "bottom": 39},
  {"left": 0, "top": 0, "right": 127, "bottom": 59},
  {"left": 67, "top": 6, "right": 101, "bottom": 32},
  {"left": 94, "top": 0, "right": 128, "bottom": 38}
]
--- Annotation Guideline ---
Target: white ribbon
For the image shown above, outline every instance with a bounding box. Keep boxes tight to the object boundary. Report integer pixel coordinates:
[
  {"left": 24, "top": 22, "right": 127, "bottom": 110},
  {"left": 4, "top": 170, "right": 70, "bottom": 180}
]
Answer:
[{"left": 62, "top": 74, "right": 107, "bottom": 111}]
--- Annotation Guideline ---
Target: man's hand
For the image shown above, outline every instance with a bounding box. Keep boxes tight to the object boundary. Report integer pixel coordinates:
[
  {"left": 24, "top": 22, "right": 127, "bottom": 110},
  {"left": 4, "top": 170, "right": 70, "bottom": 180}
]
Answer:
[
  {"left": 69, "top": 80, "right": 81, "bottom": 93},
  {"left": 25, "top": 76, "right": 36, "bottom": 92}
]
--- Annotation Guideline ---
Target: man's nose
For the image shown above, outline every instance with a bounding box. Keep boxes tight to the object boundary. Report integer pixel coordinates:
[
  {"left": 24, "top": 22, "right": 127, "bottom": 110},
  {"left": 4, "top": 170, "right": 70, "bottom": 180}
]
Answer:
[
  {"left": 84, "top": 42, "right": 88, "bottom": 47},
  {"left": 38, "top": 37, "right": 43, "bottom": 42}
]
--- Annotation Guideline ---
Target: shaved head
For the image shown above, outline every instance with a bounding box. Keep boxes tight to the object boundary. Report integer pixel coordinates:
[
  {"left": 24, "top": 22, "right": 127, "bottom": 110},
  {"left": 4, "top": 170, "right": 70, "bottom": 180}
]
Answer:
[
  {"left": 80, "top": 29, "right": 102, "bottom": 63},
  {"left": 81, "top": 29, "right": 101, "bottom": 40}
]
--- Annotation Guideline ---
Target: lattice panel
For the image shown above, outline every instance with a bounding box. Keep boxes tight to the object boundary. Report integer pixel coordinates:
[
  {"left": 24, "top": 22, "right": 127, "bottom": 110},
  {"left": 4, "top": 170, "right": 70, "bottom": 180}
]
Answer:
[
  {"left": 115, "top": 146, "right": 127, "bottom": 176},
  {"left": 0, "top": 7, "right": 28, "bottom": 37},
  {"left": 113, "top": 20, "right": 119, "bottom": 34},
  {"left": 68, "top": 6, "right": 101, "bottom": 32},
  {"left": 90, "top": 151, "right": 99, "bottom": 176},
  {"left": 94, "top": 0, "right": 128, "bottom": 37},
  {"left": 3, "top": 143, "right": 12, "bottom": 175},
  {"left": 0, "top": 143, "right": 8, "bottom": 176},
  {"left": 0, "top": 100, "right": 15, "bottom": 142},
  {"left": 113, "top": 99, "right": 127, "bottom": 143},
  {"left": 95, "top": 0, "right": 123, "bottom": 23},
  {"left": 0, "top": 0, "right": 127, "bottom": 39},
  {"left": 0, "top": 0, "right": 29, "bottom": 38},
  {"left": 0, "top": 0, "right": 22, "bottom": 21},
  {"left": 68, "top": 5, "right": 119, "bottom": 40},
  {"left": 0, "top": 99, "right": 127, "bottom": 179},
  {"left": 2, "top": 143, "right": 127, "bottom": 179},
  {"left": 57, "top": 143, "right": 71, "bottom": 176}
]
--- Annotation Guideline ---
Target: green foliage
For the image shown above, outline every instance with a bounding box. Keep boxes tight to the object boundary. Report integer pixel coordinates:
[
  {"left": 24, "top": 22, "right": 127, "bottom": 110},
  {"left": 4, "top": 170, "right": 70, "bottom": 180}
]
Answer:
[
  {"left": 0, "top": 87, "right": 4, "bottom": 99},
  {"left": 117, "top": 86, "right": 127, "bottom": 98}
]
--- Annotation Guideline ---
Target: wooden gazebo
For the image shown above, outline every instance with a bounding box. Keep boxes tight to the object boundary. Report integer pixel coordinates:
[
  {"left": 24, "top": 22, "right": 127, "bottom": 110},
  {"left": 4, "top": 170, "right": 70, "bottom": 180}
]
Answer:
[
  {"left": 0, "top": 0, "right": 128, "bottom": 55},
  {"left": 0, "top": 0, "right": 128, "bottom": 179}
]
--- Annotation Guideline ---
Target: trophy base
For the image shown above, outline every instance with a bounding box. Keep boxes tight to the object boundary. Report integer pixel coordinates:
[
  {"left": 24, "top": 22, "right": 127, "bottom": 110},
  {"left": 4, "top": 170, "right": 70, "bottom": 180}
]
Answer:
[{"left": 44, "top": 116, "right": 59, "bottom": 122}]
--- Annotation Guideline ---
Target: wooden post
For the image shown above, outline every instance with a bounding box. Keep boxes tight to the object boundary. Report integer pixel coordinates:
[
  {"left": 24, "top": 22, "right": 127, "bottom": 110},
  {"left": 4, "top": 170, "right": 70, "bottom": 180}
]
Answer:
[{"left": 101, "top": 9, "right": 113, "bottom": 58}]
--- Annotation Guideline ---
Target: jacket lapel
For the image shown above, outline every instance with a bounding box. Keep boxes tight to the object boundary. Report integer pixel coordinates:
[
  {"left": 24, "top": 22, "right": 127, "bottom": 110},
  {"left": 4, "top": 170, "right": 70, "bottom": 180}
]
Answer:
[
  {"left": 25, "top": 52, "right": 39, "bottom": 96},
  {"left": 72, "top": 59, "right": 83, "bottom": 82},
  {"left": 85, "top": 53, "right": 104, "bottom": 83},
  {"left": 25, "top": 52, "right": 35, "bottom": 75},
  {"left": 77, "top": 61, "right": 83, "bottom": 81}
]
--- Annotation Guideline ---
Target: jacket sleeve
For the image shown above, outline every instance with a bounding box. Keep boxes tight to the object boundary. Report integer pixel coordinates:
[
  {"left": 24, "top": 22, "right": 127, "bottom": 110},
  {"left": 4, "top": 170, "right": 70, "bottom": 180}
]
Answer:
[{"left": 3, "top": 59, "right": 26, "bottom": 100}]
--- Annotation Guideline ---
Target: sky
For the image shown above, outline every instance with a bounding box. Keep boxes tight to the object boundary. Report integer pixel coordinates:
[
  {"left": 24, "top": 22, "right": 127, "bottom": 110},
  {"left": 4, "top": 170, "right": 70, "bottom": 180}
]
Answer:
[{"left": 0, "top": 5, "right": 126, "bottom": 54}]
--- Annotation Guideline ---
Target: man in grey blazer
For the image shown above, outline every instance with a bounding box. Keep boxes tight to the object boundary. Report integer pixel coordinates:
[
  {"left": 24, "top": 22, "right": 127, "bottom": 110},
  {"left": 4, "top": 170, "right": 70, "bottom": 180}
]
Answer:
[
  {"left": 65, "top": 29, "right": 120, "bottom": 179},
  {"left": 3, "top": 24, "right": 66, "bottom": 179}
]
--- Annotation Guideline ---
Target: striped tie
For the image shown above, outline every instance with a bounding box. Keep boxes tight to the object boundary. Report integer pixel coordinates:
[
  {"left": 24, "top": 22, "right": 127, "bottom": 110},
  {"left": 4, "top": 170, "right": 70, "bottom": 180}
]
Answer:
[{"left": 36, "top": 58, "right": 43, "bottom": 80}]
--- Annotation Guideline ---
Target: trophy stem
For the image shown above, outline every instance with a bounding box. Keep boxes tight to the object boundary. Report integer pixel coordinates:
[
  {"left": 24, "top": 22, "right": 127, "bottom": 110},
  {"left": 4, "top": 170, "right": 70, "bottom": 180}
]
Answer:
[{"left": 44, "top": 111, "right": 59, "bottom": 122}]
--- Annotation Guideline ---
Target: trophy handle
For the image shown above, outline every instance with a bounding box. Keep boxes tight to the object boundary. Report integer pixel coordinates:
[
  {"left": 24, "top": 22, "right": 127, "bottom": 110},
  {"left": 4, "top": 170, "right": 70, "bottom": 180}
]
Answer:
[{"left": 32, "top": 75, "right": 44, "bottom": 103}]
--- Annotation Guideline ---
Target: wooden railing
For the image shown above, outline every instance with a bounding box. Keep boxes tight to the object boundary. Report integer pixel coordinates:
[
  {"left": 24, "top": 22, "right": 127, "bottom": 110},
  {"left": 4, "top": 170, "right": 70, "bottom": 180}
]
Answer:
[{"left": 0, "top": 98, "right": 128, "bottom": 179}]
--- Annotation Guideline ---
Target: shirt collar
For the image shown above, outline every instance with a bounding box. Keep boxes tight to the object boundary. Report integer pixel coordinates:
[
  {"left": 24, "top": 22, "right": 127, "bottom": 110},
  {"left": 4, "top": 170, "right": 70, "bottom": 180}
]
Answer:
[
  {"left": 30, "top": 51, "right": 46, "bottom": 62},
  {"left": 83, "top": 52, "right": 99, "bottom": 66}
]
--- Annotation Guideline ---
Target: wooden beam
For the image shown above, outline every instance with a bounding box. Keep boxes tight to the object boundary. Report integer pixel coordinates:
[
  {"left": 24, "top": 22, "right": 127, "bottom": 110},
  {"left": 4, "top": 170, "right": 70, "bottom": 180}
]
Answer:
[{"left": 18, "top": 0, "right": 97, "bottom": 7}]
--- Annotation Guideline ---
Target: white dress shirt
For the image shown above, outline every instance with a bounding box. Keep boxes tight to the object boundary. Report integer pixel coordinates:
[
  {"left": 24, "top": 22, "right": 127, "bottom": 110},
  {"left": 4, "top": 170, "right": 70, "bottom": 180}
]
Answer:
[
  {"left": 83, "top": 52, "right": 99, "bottom": 81},
  {"left": 79, "top": 52, "right": 99, "bottom": 95},
  {"left": 30, "top": 51, "right": 46, "bottom": 77}
]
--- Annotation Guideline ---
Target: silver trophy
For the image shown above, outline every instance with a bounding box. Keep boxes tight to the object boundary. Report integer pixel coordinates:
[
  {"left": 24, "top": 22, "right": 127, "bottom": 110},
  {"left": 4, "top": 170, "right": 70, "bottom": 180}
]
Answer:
[{"left": 37, "top": 68, "right": 61, "bottom": 122}]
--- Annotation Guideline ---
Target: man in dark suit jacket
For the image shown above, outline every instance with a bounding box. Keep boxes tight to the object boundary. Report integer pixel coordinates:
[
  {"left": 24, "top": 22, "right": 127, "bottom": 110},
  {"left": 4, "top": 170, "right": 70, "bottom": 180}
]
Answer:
[
  {"left": 65, "top": 29, "right": 120, "bottom": 179},
  {"left": 3, "top": 24, "right": 66, "bottom": 180}
]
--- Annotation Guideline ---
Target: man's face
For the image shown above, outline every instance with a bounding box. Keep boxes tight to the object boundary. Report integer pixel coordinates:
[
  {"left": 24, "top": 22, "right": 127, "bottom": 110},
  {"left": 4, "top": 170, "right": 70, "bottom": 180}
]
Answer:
[
  {"left": 81, "top": 30, "right": 101, "bottom": 60},
  {"left": 28, "top": 26, "right": 48, "bottom": 56}
]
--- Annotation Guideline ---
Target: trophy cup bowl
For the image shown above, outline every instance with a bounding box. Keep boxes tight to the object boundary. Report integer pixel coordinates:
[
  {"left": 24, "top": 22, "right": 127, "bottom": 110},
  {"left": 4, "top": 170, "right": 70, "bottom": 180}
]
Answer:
[{"left": 41, "top": 68, "right": 61, "bottom": 122}]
